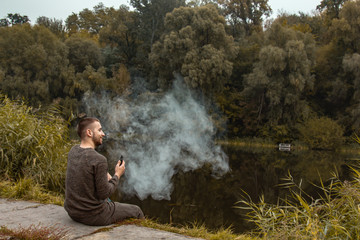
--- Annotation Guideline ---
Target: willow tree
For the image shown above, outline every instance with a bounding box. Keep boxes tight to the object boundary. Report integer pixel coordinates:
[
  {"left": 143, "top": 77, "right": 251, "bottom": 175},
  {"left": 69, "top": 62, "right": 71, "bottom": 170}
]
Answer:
[
  {"left": 150, "top": 4, "right": 237, "bottom": 96},
  {"left": 218, "top": 0, "right": 272, "bottom": 37},
  {"left": 314, "top": 1, "right": 360, "bottom": 124},
  {"left": 242, "top": 22, "right": 316, "bottom": 131}
]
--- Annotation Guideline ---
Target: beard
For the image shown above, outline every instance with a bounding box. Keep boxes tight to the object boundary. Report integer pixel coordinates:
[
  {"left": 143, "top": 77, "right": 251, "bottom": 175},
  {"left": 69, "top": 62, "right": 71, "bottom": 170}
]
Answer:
[{"left": 92, "top": 134, "right": 102, "bottom": 147}]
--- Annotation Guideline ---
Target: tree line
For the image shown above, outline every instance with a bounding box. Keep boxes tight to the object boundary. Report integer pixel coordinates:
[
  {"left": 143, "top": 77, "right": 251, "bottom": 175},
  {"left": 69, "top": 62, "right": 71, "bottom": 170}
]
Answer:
[{"left": 0, "top": 0, "right": 358, "bottom": 146}]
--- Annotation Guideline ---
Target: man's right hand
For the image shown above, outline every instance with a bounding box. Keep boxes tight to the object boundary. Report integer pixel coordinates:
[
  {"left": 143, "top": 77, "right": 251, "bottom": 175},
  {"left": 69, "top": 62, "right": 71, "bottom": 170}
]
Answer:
[{"left": 114, "top": 160, "right": 125, "bottom": 179}]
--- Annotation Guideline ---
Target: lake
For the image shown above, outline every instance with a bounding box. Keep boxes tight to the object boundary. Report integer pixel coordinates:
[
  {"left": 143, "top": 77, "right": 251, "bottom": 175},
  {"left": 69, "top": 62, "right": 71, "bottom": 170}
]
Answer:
[{"left": 114, "top": 144, "right": 359, "bottom": 233}]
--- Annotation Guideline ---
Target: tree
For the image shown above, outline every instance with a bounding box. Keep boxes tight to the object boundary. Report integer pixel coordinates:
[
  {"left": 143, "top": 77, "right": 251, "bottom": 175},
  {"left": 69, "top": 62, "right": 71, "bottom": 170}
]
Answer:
[
  {"left": 65, "top": 3, "right": 117, "bottom": 35},
  {"left": 0, "top": 24, "right": 68, "bottom": 106},
  {"left": 0, "top": 13, "right": 30, "bottom": 27},
  {"left": 99, "top": 6, "right": 142, "bottom": 70},
  {"left": 150, "top": 5, "right": 237, "bottom": 96},
  {"left": 218, "top": 0, "right": 272, "bottom": 37},
  {"left": 242, "top": 22, "right": 316, "bottom": 131},
  {"left": 313, "top": 1, "right": 360, "bottom": 124},
  {"left": 298, "top": 117, "right": 344, "bottom": 150},
  {"left": 343, "top": 53, "right": 360, "bottom": 131},
  {"left": 329, "top": 1, "right": 360, "bottom": 53},
  {"left": 65, "top": 36, "right": 103, "bottom": 72},
  {"left": 36, "top": 17, "right": 66, "bottom": 40},
  {"left": 316, "top": 0, "right": 348, "bottom": 20},
  {"left": 130, "top": 0, "right": 186, "bottom": 47}
]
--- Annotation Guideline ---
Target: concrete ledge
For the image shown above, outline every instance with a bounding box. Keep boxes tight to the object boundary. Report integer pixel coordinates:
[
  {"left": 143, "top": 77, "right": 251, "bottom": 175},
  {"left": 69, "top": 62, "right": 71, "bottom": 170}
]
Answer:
[{"left": 0, "top": 198, "right": 203, "bottom": 240}]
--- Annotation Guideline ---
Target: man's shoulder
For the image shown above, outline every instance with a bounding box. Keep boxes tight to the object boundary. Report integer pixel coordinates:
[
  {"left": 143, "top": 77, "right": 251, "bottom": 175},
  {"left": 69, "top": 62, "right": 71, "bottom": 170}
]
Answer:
[
  {"left": 69, "top": 145, "right": 106, "bottom": 162},
  {"left": 87, "top": 148, "right": 107, "bottom": 163}
]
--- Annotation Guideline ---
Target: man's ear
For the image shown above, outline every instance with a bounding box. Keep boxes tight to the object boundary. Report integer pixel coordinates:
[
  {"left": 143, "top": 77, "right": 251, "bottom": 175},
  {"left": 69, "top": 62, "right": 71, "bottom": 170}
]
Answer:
[{"left": 86, "top": 129, "right": 93, "bottom": 137}]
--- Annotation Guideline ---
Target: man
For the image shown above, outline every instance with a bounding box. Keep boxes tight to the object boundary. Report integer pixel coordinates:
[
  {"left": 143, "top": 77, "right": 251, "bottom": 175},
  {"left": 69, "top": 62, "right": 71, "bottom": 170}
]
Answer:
[{"left": 64, "top": 117, "right": 144, "bottom": 226}]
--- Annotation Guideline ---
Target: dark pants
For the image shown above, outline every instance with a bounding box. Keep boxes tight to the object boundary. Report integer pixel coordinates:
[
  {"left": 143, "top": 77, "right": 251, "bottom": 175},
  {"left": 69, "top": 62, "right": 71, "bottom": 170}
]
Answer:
[{"left": 70, "top": 202, "right": 144, "bottom": 226}]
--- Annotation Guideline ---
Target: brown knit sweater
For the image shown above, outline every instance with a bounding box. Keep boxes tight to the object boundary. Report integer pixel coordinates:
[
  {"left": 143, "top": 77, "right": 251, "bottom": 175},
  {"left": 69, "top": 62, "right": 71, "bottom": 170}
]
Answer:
[{"left": 64, "top": 145, "right": 119, "bottom": 219}]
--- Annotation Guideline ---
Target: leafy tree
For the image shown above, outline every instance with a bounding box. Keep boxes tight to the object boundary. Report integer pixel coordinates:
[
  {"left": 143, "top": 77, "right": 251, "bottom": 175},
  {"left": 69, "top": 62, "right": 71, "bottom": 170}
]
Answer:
[
  {"left": 36, "top": 17, "right": 66, "bottom": 40},
  {"left": 242, "top": 22, "right": 316, "bottom": 131},
  {"left": 130, "top": 0, "right": 186, "bottom": 47},
  {"left": 99, "top": 6, "right": 143, "bottom": 70},
  {"left": 314, "top": 1, "right": 360, "bottom": 124},
  {"left": 150, "top": 5, "right": 237, "bottom": 96},
  {"left": 0, "top": 13, "right": 30, "bottom": 27},
  {"left": 343, "top": 53, "right": 360, "bottom": 131},
  {"left": 218, "top": 0, "right": 272, "bottom": 36},
  {"left": 65, "top": 3, "right": 117, "bottom": 35},
  {"left": 317, "top": 0, "right": 348, "bottom": 21},
  {"left": 329, "top": 0, "right": 360, "bottom": 53},
  {"left": 0, "top": 24, "right": 68, "bottom": 106},
  {"left": 298, "top": 117, "right": 344, "bottom": 150},
  {"left": 65, "top": 36, "right": 103, "bottom": 72}
]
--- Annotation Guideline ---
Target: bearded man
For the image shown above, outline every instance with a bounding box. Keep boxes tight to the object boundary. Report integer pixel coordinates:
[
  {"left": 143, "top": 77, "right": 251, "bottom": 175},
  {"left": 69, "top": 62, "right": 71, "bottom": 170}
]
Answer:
[{"left": 64, "top": 117, "right": 144, "bottom": 226}]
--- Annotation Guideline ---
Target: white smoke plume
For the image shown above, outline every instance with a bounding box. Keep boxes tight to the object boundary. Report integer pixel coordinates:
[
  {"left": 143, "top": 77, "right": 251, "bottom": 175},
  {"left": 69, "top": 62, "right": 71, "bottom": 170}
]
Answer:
[{"left": 82, "top": 78, "right": 229, "bottom": 200}]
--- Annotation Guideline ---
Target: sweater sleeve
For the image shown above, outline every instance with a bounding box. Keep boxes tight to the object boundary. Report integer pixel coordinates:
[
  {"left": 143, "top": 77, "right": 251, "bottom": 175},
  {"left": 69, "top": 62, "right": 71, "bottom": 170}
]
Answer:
[{"left": 94, "top": 159, "right": 119, "bottom": 200}]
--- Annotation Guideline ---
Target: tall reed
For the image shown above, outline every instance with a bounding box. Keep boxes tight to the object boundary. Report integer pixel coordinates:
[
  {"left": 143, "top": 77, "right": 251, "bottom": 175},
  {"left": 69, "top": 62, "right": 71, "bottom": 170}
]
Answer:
[
  {"left": 0, "top": 95, "right": 71, "bottom": 193},
  {"left": 237, "top": 157, "right": 360, "bottom": 238}
]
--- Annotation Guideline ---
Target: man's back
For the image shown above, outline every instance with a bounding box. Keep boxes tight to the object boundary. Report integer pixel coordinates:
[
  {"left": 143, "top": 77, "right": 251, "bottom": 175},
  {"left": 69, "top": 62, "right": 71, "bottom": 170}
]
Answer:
[{"left": 64, "top": 145, "right": 118, "bottom": 219}]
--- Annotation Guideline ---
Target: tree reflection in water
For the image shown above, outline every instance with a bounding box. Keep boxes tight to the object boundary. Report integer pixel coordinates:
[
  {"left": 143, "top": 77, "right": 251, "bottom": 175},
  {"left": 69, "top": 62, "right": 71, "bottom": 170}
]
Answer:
[{"left": 117, "top": 145, "right": 355, "bottom": 233}]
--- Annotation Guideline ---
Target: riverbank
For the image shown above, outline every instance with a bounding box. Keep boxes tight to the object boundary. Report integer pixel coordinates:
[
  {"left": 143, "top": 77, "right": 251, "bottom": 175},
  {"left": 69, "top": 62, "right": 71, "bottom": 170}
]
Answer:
[
  {"left": 0, "top": 198, "right": 205, "bottom": 240},
  {"left": 0, "top": 198, "right": 253, "bottom": 240}
]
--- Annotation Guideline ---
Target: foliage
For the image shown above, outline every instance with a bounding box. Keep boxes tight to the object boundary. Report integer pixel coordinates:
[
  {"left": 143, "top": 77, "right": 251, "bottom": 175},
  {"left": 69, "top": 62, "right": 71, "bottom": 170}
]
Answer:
[
  {"left": 0, "top": 1, "right": 359, "bottom": 139},
  {"left": 238, "top": 165, "right": 360, "bottom": 239},
  {"left": 218, "top": 0, "right": 272, "bottom": 36},
  {"left": 65, "top": 36, "right": 103, "bottom": 72},
  {"left": 130, "top": 0, "right": 186, "bottom": 47},
  {"left": 0, "top": 24, "right": 68, "bottom": 106},
  {"left": 36, "top": 16, "right": 66, "bottom": 40},
  {"left": 298, "top": 117, "right": 344, "bottom": 150},
  {"left": 139, "top": 218, "right": 254, "bottom": 240},
  {"left": 0, "top": 95, "right": 71, "bottom": 192},
  {"left": 317, "top": 0, "right": 348, "bottom": 21},
  {"left": 0, "top": 178, "right": 64, "bottom": 206},
  {"left": 150, "top": 4, "right": 237, "bottom": 96},
  {"left": 99, "top": 6, "right": 143, "bottom": 69},
  {"left": 65, "top": 3, "right": 118, "bottom": 35},
  {"left": 0, "top": 13, "right": 30, "bottom": 27},
  {"left": 242, "top": 22, "right": 315, "bottom": 129},
  {"left": 0, "top": 225, "right": 68, "bottom": 240}
]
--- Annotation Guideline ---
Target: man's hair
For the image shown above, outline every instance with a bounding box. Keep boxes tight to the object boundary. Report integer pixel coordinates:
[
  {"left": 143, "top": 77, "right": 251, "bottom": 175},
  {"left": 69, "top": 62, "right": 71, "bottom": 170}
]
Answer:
[{"left": 77, "top": 117, "right": 100, "bottom": 139}]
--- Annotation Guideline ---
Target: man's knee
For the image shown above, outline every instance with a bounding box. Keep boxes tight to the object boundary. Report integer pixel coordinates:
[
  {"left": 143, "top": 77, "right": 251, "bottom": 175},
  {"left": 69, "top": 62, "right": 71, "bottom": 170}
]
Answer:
[{"left": 133, "top": 205, "right": 144, "bottom": 219}]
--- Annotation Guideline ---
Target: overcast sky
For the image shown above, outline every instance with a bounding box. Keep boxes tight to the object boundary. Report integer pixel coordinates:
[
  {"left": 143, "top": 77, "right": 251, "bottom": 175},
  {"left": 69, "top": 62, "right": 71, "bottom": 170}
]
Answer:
[{"left": 1, "top": 0, "right": 321, "bottom": 23}]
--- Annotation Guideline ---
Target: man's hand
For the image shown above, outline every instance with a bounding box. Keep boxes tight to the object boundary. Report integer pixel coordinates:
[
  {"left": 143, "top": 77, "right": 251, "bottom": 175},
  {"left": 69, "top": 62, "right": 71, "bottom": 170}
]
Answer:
[
  {"left": 114, "top": 159, "right": 125, "bottom": 179},
  {"left": 107, "top": 172, "right": 112, "bottom": 181}
]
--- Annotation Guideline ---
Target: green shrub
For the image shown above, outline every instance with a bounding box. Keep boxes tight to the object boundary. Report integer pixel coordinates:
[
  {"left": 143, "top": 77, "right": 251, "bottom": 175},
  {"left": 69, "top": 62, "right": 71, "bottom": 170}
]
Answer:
[
  {"left": 0, "top": 94, "right": 71, "bottom": 193},
  {"left": 297, "top": 117, "right": 344, "bottom": 150}
]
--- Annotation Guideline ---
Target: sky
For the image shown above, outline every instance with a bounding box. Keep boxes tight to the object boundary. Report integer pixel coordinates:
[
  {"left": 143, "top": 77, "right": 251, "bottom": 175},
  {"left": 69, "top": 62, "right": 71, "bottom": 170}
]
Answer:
[{"left": 0, "top": 0, "right": 321, "bottom": 23}]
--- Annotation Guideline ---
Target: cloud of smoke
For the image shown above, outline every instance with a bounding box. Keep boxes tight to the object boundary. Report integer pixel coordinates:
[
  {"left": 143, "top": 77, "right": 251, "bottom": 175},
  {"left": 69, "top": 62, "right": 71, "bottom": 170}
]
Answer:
[{"left": 82, "top": 78, "right": 229, "bottom": 200}]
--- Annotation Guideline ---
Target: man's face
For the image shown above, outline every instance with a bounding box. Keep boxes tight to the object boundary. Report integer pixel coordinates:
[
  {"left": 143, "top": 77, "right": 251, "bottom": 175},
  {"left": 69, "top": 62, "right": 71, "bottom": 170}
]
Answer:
[{"left": 90, "top": 121, "right": 105, "bottom": 146}]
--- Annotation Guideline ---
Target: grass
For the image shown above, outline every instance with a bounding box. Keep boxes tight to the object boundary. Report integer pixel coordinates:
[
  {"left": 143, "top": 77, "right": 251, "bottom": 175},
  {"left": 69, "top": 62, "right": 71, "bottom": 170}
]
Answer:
[
  {"left": 118, "top": 218, "right": 255, "bottom": 240},
  {"left": 0, "top": 225, "right": 68, "bottom": 240},
  {"left": 0, "top": 94, "right": 72, "bottom": 193},
  {"left": 0, "top": 178, "right": 254, "bottom": 240},
  {"left": 237, "top": 165, "right": 360, "bottom": 239},
  {"left": 0, "top": 178, "right": 64, "bottom": 206}
]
